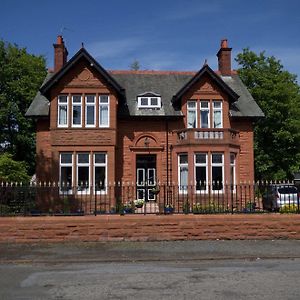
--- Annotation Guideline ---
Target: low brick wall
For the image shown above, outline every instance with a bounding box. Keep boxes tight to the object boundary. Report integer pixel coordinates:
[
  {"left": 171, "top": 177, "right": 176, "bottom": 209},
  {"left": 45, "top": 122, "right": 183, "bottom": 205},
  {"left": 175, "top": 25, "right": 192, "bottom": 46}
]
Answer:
[{"left": 0, "top": 214, "right": 300, "bottom": 243}]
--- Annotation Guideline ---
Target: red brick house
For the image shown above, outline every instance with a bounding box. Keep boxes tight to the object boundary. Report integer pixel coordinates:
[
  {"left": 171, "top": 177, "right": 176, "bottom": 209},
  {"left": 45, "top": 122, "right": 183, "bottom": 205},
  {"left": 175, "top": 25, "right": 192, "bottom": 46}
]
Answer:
[{"left": 26, "top": 36, "right": 264, "bottom": 211}]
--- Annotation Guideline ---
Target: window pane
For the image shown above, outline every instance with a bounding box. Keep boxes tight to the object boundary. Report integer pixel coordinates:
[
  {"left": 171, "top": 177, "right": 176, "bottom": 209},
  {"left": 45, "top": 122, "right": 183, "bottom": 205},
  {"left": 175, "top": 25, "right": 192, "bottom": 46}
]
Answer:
[
  {"left": 196, "top": 166, "right": 206, "bottom": 190},
  {"left": 59, "top": 105, "right": 67, "bottom": 125},
  {"left": 99, "top": 95, "right": 109, "bottom": 103},
  {"left": 95, "top": 166, "right": 105, "bottom": 190},
  {"left": 213, "top": 101, "right": 221, "bottom": 108},
  {"left": 179, "top": 154, "right": 188, "bottom": 164},
  {"left": 73, "top": 95, "right": 81, "bottom": 103},
  {"left": 212, "top": 166, "right": 223, "bottom": 190},
  {"left": 180, "top": 166, "right": 188, "bottom": 186},
  {"left": 100, "top": 105, "right": 108, "bottom": 125},
  {"left": 61, "top": 153, "right": 72, "bottom": 164},
  {"left": 200, "top": 101, "right": 209, "bottom": 108},
  {"left": 61, "top": 166, "right": 72, "bottom": 187},
  {"left": 187, "top": 101, "right": 196, "bottom": 108},
  {"left": 86, "top": 106, "right": 95, "bottom": 125},
  {"left": 59, "top": 95, "right": 67, "bottom": 103},
  {"left": 230, "top": 153, "right": 235, "bottom": 164},
  {"left": 150, "top": 98, "right": 158, "bottom": 106},
  {"left": 212, "top": 154, "right": 222, "bottom": 164},
  {"left": 73, "top": 106, "right": 81, "bottom": 125},
  {"left": 187, "top": 110, "right": 196, "bottom": 128},
  {"left": 214, "top": 110, "right": 222, "bottom": 128},
  {"left": 95, "top": 153, "right": 106, "bottom": 164},
  {"left": 195, "top": 154, "right": 206, "bottom": 164},
  {"left": 230, "top": 166, "right": 234, "bottom": 185},
  {"left": 86, "top": 95, "right": 95, "bottom": 103},
  {"left": 200, "top": 110, "right": 209, "bottom": 128},
  {"left": 141, "top": 98, "right": 148, "bottom": 106},
  {"left": 78, "top": 166, "right": 89, "bottom": 187},
  {"left": 78, "top": 153, "right": 89, "bottom": 164}
]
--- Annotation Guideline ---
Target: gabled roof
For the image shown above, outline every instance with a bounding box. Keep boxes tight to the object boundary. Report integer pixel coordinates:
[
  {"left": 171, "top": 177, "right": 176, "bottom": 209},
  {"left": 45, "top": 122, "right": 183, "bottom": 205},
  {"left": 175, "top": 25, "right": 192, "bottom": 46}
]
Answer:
[
  {"left": 172, "top": 64, "right": 239, "bottom": 105},
  {"left": 40, "top": 47, "right": 125, "bottom": 98}
]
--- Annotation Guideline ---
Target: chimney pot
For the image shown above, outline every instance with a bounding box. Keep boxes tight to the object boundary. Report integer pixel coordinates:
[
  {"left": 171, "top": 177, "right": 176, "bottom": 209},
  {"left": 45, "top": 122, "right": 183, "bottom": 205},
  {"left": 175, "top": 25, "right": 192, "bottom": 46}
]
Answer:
[
  {"left": 57, "top": 35, "right": 63, "bottom": 44},
  {"left": 221, "top": 39, "right": 228, "bottom": 48}
]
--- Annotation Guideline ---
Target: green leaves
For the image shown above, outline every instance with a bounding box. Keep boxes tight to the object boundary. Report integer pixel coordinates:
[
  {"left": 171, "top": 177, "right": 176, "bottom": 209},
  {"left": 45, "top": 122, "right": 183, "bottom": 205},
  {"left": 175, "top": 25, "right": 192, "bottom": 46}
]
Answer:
[
  {"left": 236, "top": 49, "right": 300, "bottom": 180},
  {"left": 0, "top": 40, "right": 47, "bottom": 175},
  {"left": 0, "top": 153, "right": 30, "bottom": 182}
]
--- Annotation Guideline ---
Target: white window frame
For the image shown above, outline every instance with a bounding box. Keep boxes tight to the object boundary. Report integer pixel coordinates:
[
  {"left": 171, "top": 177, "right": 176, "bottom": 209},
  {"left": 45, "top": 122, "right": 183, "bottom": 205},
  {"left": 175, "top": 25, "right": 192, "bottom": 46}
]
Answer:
[
  {"left": 200, "top": 101, "right": 210, "bottom": 128},
  {"left": 213, "top": 100, "right": 223, "bottom": 128},
  {"left": 59, "top": 153, "right": 73, "bottom": 194},
  {"left": 76, "top": 153, "right": 90, "bottom": 194},
  {"left": 211, "top": 153, "right": 224, "bottom": 192},
  {"left": 99, "top": 95, "right": 110, "bottom": 128},
  {"left": 194, "top": 153, "right": 208, "bottom": 193},
  {"left": 230, "top": 153, "right": 236, "bottom": 192},
  {"left": 72, "top": 95, "right": 82, "bottom": 127},
  {"left": 137, "top": 96, "right": 161, "bottom": 109},
  {"left": 94, "top": 153, "right": 107, "bottom": 194},
  {"left": 178, "top": 154, "right": 188, "bottom": 194},
  {"left": 187, "top": 101, "right": 197, "bottom": 128},
  {"left": 57, "top": 95, "right": 68, "bottom": 128},
  {"left": 85, "top": 95, "right": 96, "bottom": 127}
]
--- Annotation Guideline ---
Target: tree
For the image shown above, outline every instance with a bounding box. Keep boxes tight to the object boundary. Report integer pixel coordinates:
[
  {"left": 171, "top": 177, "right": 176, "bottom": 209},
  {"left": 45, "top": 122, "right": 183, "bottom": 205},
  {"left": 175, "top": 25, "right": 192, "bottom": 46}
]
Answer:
[
  {"left": 129, "top": 59, "right": 140, "bottom": 71},
  {"left": 0, "top": 153, "right": 30, "bottom": 182},
  {"left": 236, "top": 48, "right": 300, "bottom": 180},
  {"left": 0, "top": 40, "right": 47, "bottom": 175}
]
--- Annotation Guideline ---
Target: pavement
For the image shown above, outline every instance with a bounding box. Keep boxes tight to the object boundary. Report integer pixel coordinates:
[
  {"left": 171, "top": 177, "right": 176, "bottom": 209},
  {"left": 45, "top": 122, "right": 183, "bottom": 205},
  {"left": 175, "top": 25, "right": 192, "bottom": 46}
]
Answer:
[{"left": 0, "top": 240, "right": 300, "bottom": 299}]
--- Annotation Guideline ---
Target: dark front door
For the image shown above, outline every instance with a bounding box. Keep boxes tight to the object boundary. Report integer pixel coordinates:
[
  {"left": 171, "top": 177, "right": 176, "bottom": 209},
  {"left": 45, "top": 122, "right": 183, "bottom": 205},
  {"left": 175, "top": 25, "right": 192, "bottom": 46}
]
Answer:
[{"left": 136, "top": 155, "right": 156, "bottom": 201}]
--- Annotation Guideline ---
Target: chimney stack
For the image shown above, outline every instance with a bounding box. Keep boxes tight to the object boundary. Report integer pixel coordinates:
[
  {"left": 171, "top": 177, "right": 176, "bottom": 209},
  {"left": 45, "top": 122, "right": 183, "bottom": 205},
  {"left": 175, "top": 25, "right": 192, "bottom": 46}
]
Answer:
[
  {"left": 217, "top": 39, "right": 232, "bottom": 76},
  {"left": 53, "top": 35, "right": 68, "bottom": 72}
]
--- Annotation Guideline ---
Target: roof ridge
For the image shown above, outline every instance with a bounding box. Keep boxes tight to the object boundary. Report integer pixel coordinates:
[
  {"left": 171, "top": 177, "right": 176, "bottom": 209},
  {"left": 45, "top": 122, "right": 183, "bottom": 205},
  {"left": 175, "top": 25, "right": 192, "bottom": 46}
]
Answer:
[{"left": 109, "top": 70, "right": 197, "bottom": 75}]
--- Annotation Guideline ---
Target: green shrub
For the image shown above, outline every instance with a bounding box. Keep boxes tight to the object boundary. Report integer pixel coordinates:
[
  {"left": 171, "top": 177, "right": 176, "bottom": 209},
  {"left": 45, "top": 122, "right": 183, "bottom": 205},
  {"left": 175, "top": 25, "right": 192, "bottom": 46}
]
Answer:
[
  {"left": 280, "top": 204, "right": 299, "bottom": 213},
  {"left": 0, "top": 153, "right": 30, "bottom": 182}
]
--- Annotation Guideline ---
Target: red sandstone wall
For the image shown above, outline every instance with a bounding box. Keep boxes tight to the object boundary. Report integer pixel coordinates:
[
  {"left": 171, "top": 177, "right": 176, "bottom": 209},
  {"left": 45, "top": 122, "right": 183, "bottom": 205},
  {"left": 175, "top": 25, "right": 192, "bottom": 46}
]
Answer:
[{"left": 0, "top": 215, "right": 299, "bottom": 243}]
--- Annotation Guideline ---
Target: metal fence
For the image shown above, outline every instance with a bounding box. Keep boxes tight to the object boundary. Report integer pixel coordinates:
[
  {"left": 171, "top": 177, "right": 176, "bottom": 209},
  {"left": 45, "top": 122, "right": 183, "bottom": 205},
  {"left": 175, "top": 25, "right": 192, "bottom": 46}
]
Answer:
[{"left": 0, "top": 182, "right": 299, "bottom": 216}]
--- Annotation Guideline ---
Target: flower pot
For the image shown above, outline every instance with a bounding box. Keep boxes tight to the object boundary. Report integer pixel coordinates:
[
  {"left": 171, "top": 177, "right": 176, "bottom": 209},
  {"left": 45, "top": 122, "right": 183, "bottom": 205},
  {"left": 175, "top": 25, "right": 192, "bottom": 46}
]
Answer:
[
  {"left": 123, "top": 207, "right": 133, "bottom": 214},
  {"left": 135, "top": 204, "right": 144, "bottom": 208},
  {"left": 164, "top": 207, "right": 174, "bottom": 214}
]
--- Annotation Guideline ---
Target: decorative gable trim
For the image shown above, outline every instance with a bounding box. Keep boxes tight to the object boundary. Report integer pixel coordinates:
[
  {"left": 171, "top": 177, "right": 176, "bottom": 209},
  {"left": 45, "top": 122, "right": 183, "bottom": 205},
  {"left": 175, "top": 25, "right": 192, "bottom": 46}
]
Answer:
[
  {"left": 40, "top": 48, "right": 125, "bottom": 101},
  {"left": 172, "top": 65, "right": 239, "bottom": 106}
]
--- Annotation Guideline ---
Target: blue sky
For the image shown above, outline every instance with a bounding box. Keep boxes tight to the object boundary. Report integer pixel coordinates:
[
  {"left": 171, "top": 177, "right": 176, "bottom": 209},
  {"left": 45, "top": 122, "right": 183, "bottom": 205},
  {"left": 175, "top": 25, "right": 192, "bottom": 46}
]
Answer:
[{"left": 1, "top": 0, "right": 300, "bottom": 78}]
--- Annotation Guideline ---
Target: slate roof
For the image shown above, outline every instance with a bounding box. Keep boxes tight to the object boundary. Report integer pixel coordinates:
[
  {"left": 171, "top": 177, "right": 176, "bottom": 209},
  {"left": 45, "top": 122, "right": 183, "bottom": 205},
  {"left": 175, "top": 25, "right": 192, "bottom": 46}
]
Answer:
[{"left": 26, "top": 51, "right": 264, "bottom": 119}]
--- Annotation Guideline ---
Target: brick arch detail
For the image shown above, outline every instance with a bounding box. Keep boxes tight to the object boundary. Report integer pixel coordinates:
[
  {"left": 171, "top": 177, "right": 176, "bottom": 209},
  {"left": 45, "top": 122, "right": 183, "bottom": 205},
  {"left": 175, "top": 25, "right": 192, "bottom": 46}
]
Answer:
[{"left": 133, "top": 133, "right": 158, "bottom": 148}]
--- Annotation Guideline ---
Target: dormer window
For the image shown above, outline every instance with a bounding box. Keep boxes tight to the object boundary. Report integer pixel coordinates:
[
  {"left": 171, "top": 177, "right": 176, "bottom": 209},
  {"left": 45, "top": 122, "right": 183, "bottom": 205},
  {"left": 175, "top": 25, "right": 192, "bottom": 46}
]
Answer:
[{"left": 137, "top": 92, "right": 161, "bottom": 109}]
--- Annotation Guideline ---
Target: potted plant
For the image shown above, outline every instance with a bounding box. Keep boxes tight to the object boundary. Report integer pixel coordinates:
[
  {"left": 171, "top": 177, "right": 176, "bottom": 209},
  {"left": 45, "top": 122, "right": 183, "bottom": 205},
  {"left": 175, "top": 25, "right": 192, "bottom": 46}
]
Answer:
[
  {"left": 123, "top": 202, "right": 134, "bottom": 214},
  {"left": 133, "top": 199, "right": 145, "bottom": 208},
  {"left": 164, "top": 204, "right": 174, "bottom": 214},
  {"left": 151, "top": 186, "right": 160, "bottom": 195}
]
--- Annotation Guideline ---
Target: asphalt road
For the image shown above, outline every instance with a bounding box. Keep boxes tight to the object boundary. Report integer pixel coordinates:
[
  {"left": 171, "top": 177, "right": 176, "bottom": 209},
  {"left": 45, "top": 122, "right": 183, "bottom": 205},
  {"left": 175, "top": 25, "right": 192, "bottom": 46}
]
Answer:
[{"left": 0, "top": 240, "right": 300, "bottom": 299}]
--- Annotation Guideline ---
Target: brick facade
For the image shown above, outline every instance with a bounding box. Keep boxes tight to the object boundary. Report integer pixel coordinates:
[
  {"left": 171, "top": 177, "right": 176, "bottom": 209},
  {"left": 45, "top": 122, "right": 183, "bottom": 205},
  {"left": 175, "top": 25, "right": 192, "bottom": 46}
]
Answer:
[{"left": 28, "top": 37, "right": 263, "bottom": 207}]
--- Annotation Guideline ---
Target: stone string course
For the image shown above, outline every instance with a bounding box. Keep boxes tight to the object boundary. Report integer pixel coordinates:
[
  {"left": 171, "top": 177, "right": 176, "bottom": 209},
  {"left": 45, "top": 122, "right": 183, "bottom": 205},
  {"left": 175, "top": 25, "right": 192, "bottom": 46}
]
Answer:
[{"left": 0, "top": 214, "right": 299, "bottom": 243}]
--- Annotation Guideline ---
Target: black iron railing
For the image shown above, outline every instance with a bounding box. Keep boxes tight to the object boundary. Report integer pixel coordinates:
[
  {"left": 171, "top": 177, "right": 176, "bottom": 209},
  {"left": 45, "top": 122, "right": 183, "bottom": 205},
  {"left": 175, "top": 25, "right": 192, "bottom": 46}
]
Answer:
[{"left": 0, "top": 182, "right": 299, "bottom": 216}]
